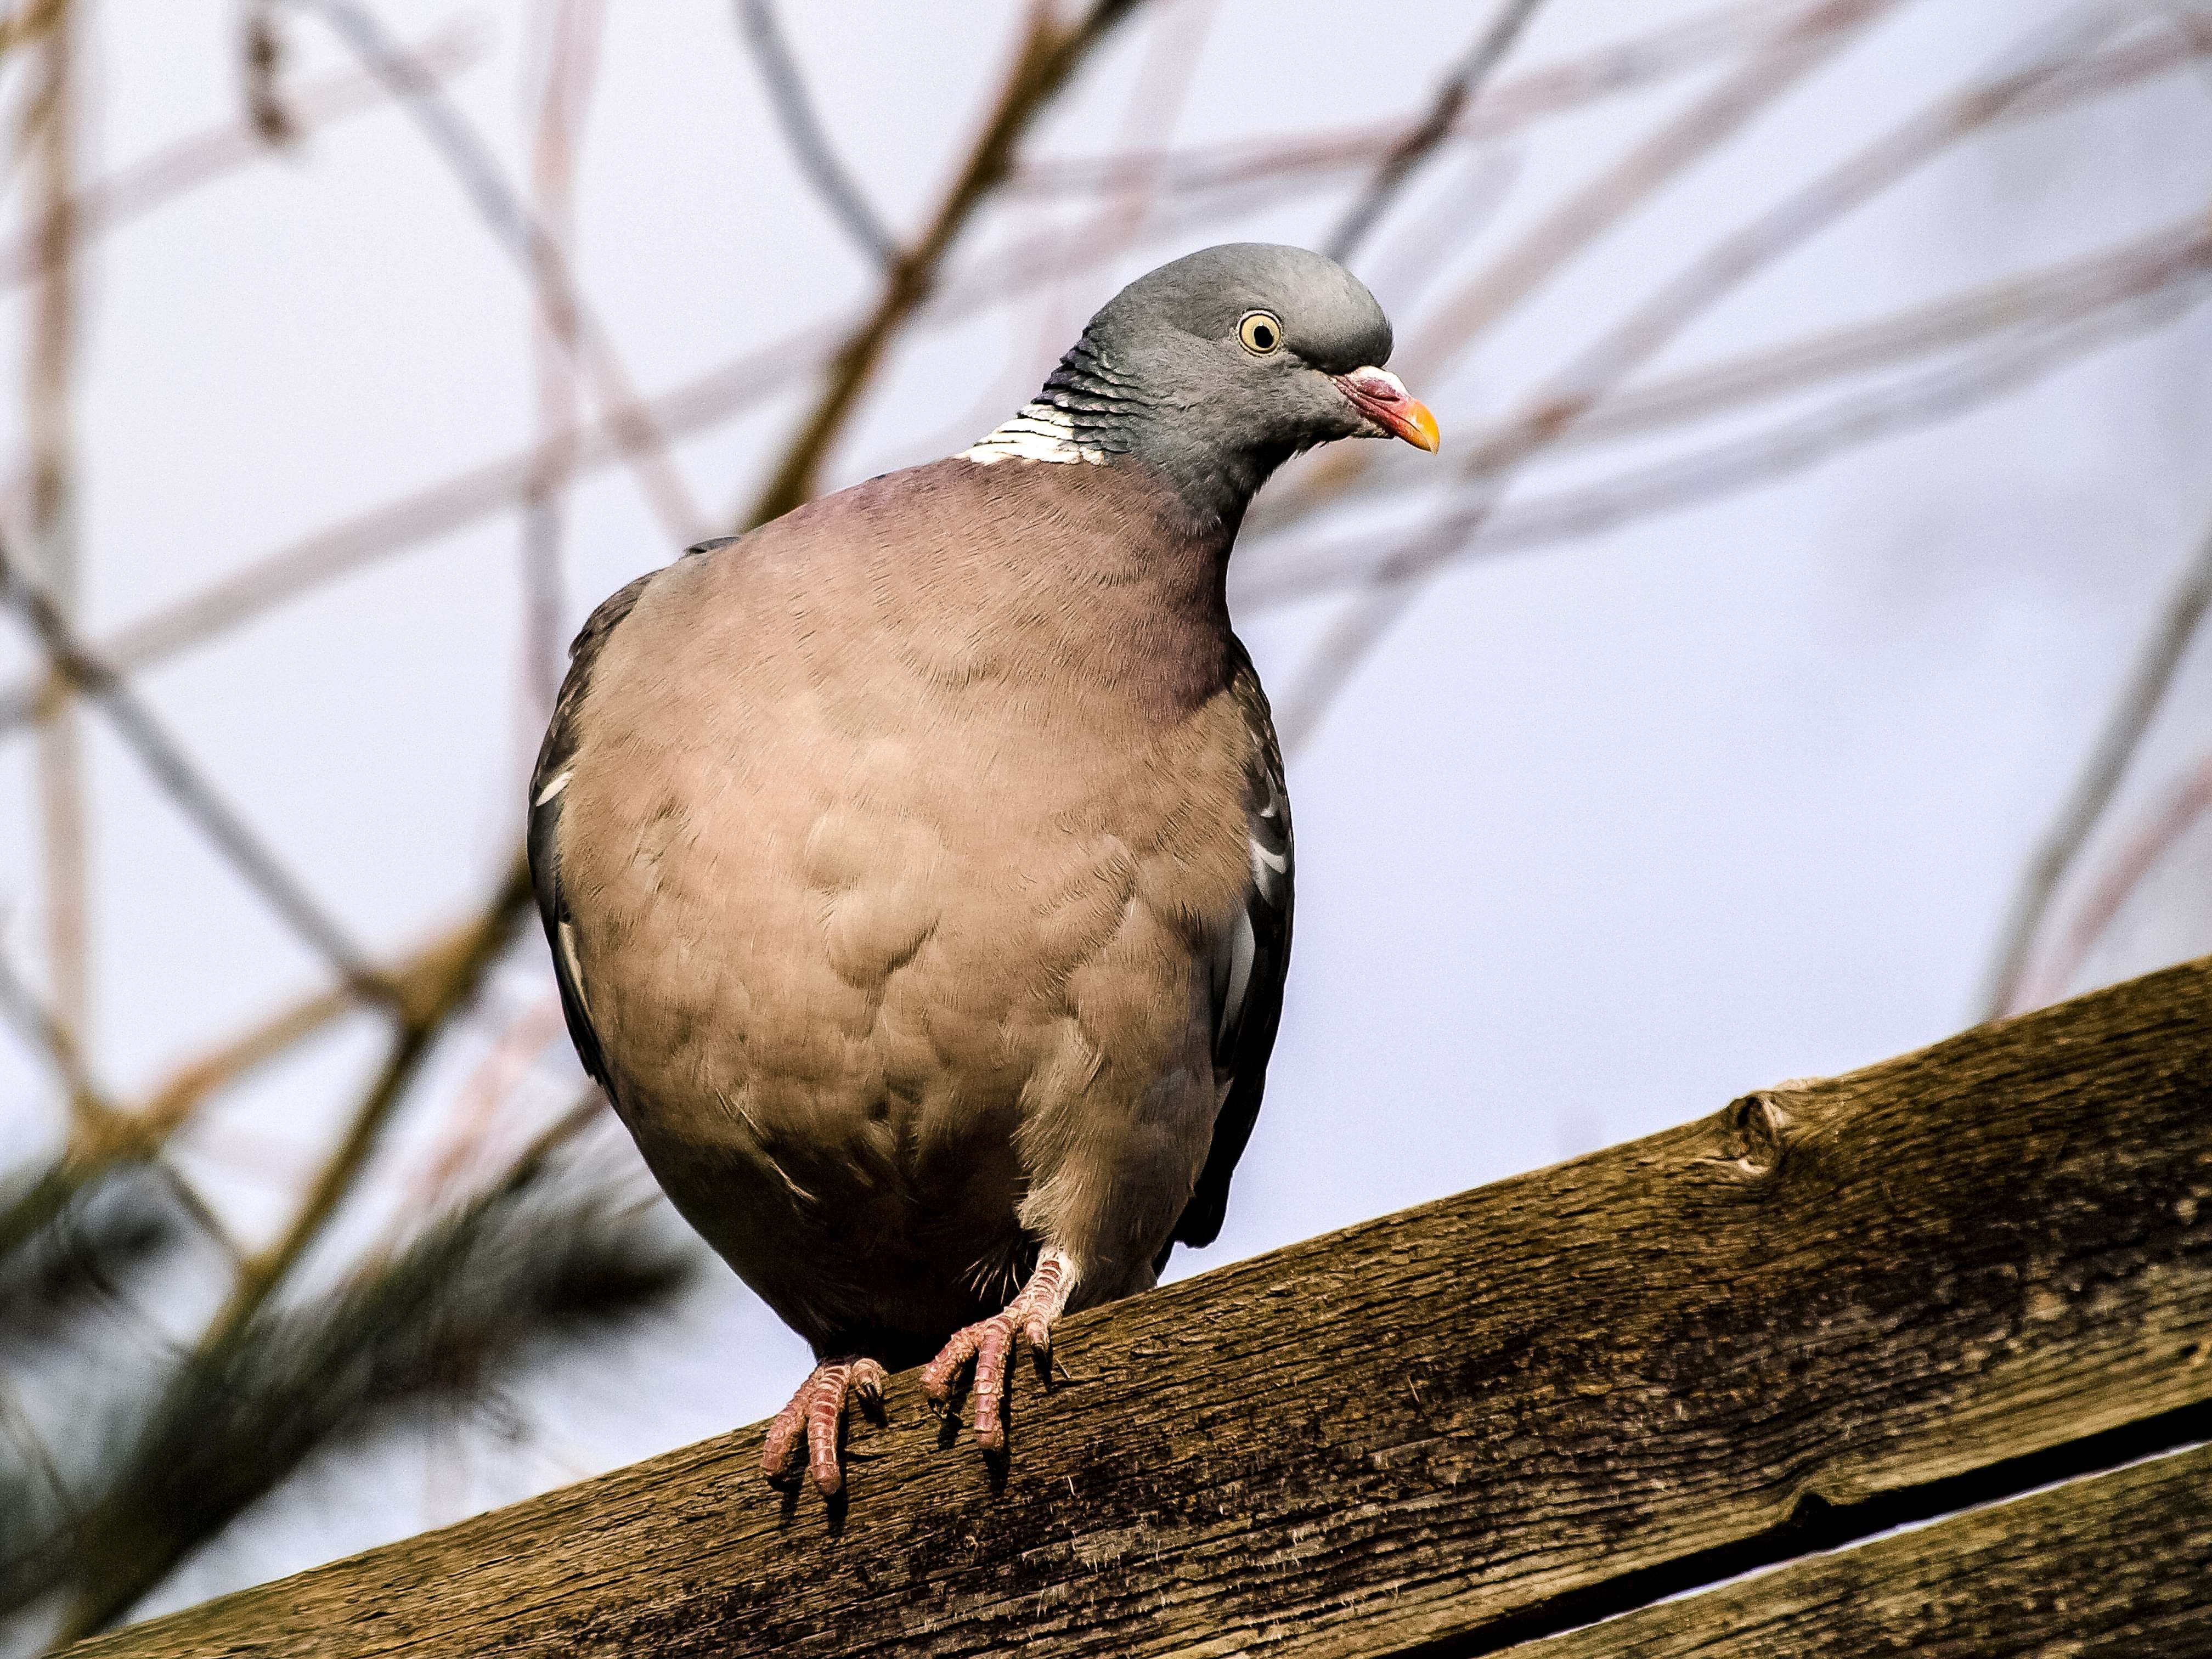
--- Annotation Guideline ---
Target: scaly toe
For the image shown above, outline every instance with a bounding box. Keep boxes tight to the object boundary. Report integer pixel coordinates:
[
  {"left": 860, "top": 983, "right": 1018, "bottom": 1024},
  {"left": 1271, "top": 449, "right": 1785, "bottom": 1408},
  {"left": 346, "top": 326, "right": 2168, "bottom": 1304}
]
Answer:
[{"left": 761, "top": 1369, "right": 822, "bottom": 1482}]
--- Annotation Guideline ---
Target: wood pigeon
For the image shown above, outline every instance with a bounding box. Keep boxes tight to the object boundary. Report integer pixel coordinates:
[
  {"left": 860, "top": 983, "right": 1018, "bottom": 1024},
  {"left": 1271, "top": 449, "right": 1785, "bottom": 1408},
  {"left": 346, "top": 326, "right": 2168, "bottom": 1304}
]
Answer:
[{"left": 528, "top": 242, "right": 1438, "bottom": 1497}]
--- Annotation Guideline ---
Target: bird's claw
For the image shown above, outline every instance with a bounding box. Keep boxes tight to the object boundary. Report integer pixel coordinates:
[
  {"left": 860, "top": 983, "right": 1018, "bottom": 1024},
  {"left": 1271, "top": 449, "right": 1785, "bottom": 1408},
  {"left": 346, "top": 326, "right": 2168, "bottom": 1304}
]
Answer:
[
  {"left": 761, "top": 1357, "right": 887, "bottom": 1496},
  {"left": 919, "top": 1250, "right": 1073, "bottom": 1453}
]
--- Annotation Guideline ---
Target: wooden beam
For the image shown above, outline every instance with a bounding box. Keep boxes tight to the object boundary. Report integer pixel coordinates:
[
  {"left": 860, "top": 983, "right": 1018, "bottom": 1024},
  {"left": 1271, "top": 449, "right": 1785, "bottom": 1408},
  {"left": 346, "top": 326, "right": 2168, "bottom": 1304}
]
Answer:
[
  {"left": 1515, "top": 1438, "right": 2212, "bottom": 1656},
  {"left": 70, "top": 958, "right": 2212, "bottom": 1658}
]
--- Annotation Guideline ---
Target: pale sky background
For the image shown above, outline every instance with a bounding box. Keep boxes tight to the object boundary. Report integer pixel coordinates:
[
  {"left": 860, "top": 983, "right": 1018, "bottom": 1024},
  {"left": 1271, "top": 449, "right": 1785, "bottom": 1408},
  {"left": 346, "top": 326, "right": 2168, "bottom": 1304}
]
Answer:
[{"left": 2, "top": 0, "right": 2209, "bottom": 1620}]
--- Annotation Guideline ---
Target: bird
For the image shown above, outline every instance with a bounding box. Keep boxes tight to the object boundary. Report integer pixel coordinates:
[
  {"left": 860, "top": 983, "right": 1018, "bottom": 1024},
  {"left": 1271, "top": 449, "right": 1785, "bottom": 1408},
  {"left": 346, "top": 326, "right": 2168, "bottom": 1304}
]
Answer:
[{"left": 527, "top": 242, "right": 1437, "bottom": 1498}]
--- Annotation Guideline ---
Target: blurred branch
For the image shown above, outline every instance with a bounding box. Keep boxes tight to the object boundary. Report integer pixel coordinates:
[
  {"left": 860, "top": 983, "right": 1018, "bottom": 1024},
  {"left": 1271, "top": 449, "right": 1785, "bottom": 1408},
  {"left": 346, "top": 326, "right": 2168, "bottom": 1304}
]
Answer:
[
  {"left": 242, "top": 1, "right": 295, "bottom": 145},
  {"left": 0, "top": 936, "right": 105, "bottom": 1121},
  {"left": 0, "top": 888, "right": 520, "bottom": 1272},
  {"left": 1418, "top": 0, "right": 1900, "bottom": 368},
  {"left": 45, "top": 1095, "right": 685, "bottom": 1643},
  {"left": 0, "top": 1164, "right": 178, "bottom": 1357},
  {"left": 1325, "top": 0, "right": 1549, "bottom": 263},
  {"left": 1980, "top": 510, "right": 2212, "bottom": 1019},
  {"left": 1249, "top": 209, "right": 2212, "bottom": 539},
  {"left": 1500, "top": 218, "right": 2212, "bottom": 455},
  {"left": 1273, "top": 8, "right": 2202, "bottom": 749},
  {"left": 22, "top": 0, "right": 88, "bottom": 1047},
  {"left": 283, "top": 0, "right": 708, "bottom": 549},
  {"left": 2011, "top": 747, "right": 2212, "bottom": 1018},
  {"left": 0, "top": 22, "right": 485, "bottom": 289},
  {"left": 733, "top": 0, "right": 899, "bottom": 268},
  {"left": 1260, "top": 0, "right": 1897, "bottom": 559},
  {"left": 742, "top": 0, "right": 1148, "bottom": 527},
  {"left": 195, "top": 853, "right": 535, "bottom": 1357},
  {"left": 520, "top": 0, "right": 605, "bottom": 723},
  {"left": 1273, "top": 0, "right": 1899, "bottom": 745},
  {"left": 1012, "top": 0, "right": 1842, "bottom": 198},
  {"left": 0, "top": 535, "right": 389, "bottom": 1001},
  {"left": 1237, "top": 288, "right": 2200, "bottom": 611},
  {"left": 0, "top": 0, "right": 61, "bottom": 61}
]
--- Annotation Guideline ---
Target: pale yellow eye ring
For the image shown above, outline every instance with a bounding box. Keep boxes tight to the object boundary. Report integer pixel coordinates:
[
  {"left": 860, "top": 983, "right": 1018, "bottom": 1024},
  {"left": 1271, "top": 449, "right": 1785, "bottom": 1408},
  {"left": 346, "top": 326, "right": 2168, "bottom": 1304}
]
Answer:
[{"left": 1238, "top": 310, "right": 1285, "bottom": 356}]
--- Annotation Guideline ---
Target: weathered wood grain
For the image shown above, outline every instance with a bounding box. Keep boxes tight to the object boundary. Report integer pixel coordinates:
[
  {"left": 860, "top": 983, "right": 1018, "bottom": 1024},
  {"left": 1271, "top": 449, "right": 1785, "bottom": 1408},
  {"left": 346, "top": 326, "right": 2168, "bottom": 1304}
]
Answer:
[
  {"left": 1513, "top": 1439, "right": 2212, "bottom": 1658},
  {"left": 70, "top": 958, "right": 2212, "bottom": 1658}
]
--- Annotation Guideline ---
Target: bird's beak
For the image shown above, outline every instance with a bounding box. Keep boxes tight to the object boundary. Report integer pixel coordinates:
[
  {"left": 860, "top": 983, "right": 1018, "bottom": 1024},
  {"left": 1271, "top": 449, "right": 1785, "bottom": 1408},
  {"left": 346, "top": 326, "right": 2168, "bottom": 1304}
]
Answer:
[{"left": 1333, "top": 366, "right": 1441, "bottom": 453}]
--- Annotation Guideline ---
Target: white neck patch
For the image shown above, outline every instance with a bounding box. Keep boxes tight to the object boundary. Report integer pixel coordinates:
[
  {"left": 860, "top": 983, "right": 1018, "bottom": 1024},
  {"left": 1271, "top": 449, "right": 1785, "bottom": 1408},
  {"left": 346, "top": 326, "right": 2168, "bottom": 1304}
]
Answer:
[{"left": 960, "top": 401, "right": 1109, "bottom": 466}]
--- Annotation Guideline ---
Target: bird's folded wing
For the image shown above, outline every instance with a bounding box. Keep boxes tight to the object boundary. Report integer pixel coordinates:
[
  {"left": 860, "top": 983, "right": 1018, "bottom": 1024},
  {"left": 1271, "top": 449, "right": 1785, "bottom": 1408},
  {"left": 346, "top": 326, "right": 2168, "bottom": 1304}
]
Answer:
[
  {"left": 526, "top": 569, "right": 657, "bottom": 1097},
  {"left": 1168, "top": 639, "right": 1294, "bottom": 1259}
]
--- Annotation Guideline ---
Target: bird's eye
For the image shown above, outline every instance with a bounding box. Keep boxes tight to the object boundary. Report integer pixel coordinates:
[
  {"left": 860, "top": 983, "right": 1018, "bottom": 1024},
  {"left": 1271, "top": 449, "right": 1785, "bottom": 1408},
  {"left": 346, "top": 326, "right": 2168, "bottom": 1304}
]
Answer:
[{"left": 1238, "top": 311, "right": 1284, "bottom": 356}]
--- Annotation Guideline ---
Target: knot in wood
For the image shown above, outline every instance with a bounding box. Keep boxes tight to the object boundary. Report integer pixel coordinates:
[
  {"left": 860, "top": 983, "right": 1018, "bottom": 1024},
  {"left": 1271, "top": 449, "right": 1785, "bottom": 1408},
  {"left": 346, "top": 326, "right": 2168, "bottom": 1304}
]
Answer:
[{"left": 1718, "top": 1088, "right": 1799, "bottom": 1179}]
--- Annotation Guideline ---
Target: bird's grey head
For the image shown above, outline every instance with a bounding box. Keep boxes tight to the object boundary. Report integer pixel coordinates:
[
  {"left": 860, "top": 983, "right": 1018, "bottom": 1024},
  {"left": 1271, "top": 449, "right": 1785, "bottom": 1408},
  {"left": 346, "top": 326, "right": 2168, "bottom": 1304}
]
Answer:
[{"left": 963, "top": 243, "right": 1439, "bottom": 533}]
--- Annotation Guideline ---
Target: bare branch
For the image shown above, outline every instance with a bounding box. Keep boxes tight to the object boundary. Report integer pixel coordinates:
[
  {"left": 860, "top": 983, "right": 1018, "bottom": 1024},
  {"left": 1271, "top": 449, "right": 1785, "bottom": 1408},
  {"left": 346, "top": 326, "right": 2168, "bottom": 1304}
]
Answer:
[
  {"left": 520, "top": 0, "right": 606, "bottom": 724},
  {"left": 1980, "top": 513, "right": 2212, "bottom": 1020},
  {"left": 0, "top": 934, "right": 103, "bottom": 1116},
  {"left": 241, "top": 1, "right": 296, "bottom": 145},
  {"left": 21, "top": 0, "right": 88, "bottom": 1043},
  {"left": 1247, "top": 210, "right": 2212, "bottom": 539},
  {"left": 1012, "top": 0, "right": 1842, "bottom": 199},
  {"left": 1271, "top": 0, "right": 1899, "bottom": 746},
  {"left": 1325, "top": 0, "right": 1549, "bottom": 263},
  {"left": 194, "top": 854, "right": 536, "bottom": 1359},
  {"left": 0, "top": 22, "right": 485, "bottom": 290},
  {"left": 283, "top": 0, "right": 708, "bottom": 548},
  {"left": 1235, "top": 290, "right": 2200, "bottom": 611},
  {"left": 733, "top": 0, "right": 900, "bottom": 268},
  {"left": 1257, "top": 0, "right": 1898, "bottom": 557},
  {"left": 0, "top": 0, "right": 62, "bottom": 61},
  {"left": 2011, "top": 747, "right": 2212, "bottom": 1015},
  {"left": 1273, "top": 9, "right": 2202, "bottom": 751},
  {"left": 0, "top": 534, "right": 389, "bottom": 1000},
  {"left": 740, "top": 0, "right": 1148, "bottom": 527},
  {"left": 0, "top": 880, "right": 538, "bottom": 1272}
]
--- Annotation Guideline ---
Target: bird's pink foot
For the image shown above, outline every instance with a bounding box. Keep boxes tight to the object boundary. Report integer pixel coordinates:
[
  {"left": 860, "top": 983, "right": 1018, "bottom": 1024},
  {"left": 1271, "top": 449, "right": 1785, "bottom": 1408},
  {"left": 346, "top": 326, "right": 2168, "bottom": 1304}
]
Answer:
[
  {"left": 921, "top": 1249, "right": 1075, "bottom": 1452},
  {"left": 760, "top": 1356, "right": 887, "bottom": 1496}
]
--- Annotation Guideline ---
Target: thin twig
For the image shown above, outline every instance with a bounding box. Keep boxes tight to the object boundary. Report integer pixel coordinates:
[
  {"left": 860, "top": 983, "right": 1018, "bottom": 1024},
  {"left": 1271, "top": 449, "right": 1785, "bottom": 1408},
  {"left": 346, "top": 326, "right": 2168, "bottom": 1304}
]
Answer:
[
  {"left": 0, "top": 535, "right": 389, "bottom": 1000},
  {"left": 283, "top": 0, "right": 707, "bottom": 548},
  {"left": 1980, "top": 511, "right": 2212, "bottom": 1019},
  {"left": 1012, "top": 0, "right": 1834, "bottom": 198},
  {"left": 1247, "top": 210, "right": 2212, "bottom": 538},
  {"left": 0, "top": 22, "right": 486, "bottom": 290},
  {"left": 741, "top": 0, "right": 1148, "bottom": 527},
  {"left": 195, "top": 854, "right": 535, "bottom": 1357},
  {"left": 2007, "top": 743, "right": 2212, "bottom": 1014},
  {"left": 0, "top": 888, "right": 523, "bottom": 1270},
  {"left": 0, "top": 935, "right": 103, "bottom": 1117},
  {"left": 733, "top": 0, "right": 900, "bottom": 267},
  {"left": 894, "top": 0, "right": 1221, "bottom": 469},
  {"left": 21, "top": 0, "right": 88, "bottom": 1045},
  {"left": 1235, "top": 289, "right": 2202, "bottom": 611},
  {"left": 1274, "top": 8, "right": 2194, "bottom": 750},
  {"left": 1273, "top": 0, "right": 1899, "bottom": 744},
  {"left": 0, "top": 0, "right": 62, "bottom": 61},
  {"left": 1259, "top": 0, "right": 1898, "bottom": 559},
  {"left": 242, "top": 0, "right": 295, "bottom": 145},
  {"left": 1325, "top": 0, "right": 1549, "bottom": 263},
  {"left": 520, "top": 0, "right": 605, "bottom": 725}
]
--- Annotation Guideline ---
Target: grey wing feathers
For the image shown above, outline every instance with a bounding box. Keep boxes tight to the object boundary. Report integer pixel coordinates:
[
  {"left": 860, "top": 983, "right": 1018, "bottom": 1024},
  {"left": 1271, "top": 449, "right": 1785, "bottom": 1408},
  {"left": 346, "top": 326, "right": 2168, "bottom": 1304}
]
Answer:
[
  {"left": 1165, "top": 642, "right": 1293, "bottom": 1261},
  {"left": 526, "top": 570, "right": 656, "bottom": 1096}
]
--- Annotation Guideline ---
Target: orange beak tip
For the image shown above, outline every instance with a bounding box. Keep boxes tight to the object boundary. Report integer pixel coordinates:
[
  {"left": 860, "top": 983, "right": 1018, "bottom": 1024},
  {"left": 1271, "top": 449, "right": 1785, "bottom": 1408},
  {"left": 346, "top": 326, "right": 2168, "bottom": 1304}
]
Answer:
[{"left": 1404, "top": 399, "right": 1442, "bottom": 455}]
